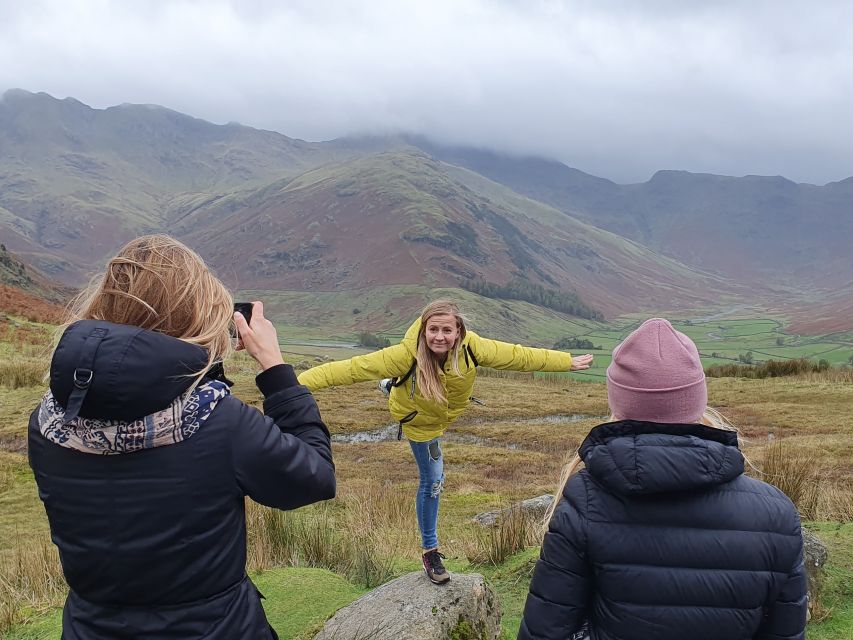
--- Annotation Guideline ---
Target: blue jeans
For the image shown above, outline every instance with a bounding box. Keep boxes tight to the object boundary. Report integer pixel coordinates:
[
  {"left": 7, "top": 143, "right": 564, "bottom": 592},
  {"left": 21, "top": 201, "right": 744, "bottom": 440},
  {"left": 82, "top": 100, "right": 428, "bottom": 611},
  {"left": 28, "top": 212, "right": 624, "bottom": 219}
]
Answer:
[{"left": 408, "top": 437, "right": 445, "bottom": 550}]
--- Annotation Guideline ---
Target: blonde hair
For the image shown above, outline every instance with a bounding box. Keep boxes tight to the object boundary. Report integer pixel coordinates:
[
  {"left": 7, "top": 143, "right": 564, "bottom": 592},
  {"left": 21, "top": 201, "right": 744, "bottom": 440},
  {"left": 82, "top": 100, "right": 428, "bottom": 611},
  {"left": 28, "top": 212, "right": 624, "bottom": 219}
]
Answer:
[
  {"left": 61, "top": 234, "right": 233, "bottom": 390},
  {"left": 415, "top": 300, "right": 467, "bottom": 404},
  {"left": 542, "top": 408, "right": 738, "bottom": 529}
]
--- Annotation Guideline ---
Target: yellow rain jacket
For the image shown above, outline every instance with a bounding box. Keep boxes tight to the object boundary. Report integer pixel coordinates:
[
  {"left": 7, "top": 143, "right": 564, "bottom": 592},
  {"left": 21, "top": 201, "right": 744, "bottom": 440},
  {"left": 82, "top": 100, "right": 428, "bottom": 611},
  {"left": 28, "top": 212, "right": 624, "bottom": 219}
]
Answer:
[{"left": 297, "top": 320, "right": 574, "bottom": 442}]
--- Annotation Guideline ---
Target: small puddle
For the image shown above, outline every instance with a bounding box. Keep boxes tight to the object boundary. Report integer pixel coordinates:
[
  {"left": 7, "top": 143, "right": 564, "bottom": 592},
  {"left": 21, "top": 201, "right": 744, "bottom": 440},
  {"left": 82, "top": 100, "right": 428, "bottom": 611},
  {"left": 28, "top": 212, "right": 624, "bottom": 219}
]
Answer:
[
  {"left": 331, "top": 414, "right": 609, "bottom": 446},
  {"left": 332, "top": 424, "right": 399, "bottom": 444}
]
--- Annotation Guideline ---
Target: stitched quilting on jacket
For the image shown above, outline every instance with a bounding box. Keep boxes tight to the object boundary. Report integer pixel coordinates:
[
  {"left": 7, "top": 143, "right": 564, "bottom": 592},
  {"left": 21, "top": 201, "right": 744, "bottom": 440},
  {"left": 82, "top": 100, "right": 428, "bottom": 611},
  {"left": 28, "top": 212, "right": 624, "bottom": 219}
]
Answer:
[{"left": 519, "top": 420, "right": 807, "bottom": 640}]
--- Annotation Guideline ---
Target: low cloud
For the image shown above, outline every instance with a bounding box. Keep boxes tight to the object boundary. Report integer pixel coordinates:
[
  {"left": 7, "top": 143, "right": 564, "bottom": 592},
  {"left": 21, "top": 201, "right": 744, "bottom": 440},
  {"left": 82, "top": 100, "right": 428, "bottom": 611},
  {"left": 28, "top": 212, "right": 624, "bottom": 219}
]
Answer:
[{"left": 1, "top": 0, "right": 851, "bottom": 184}]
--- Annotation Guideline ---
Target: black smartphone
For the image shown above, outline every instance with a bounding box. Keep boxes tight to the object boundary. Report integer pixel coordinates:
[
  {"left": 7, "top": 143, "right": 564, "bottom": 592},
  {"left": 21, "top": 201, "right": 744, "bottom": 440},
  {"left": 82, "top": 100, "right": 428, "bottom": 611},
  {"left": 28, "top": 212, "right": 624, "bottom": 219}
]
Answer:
[
  {"left": 232, "top": 302, "right": 254, "bottom": 338},
  {"left": 234, "top": 302, "right": 254, "bottom": 325}
]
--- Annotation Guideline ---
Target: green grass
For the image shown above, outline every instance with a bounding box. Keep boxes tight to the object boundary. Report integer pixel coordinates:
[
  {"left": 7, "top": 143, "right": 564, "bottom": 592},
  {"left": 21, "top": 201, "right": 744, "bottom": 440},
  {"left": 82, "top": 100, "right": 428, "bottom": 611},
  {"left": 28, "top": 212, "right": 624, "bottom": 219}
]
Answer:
[
  {"left": 0, "top": 454, "right": 49, "bottom": 554},
  {"left": 1, "top": 610, "right": 62, "bottom": 640},
  {"left": 257, "top": 568, "right": 367, "bottom": 639},
  {"left": 806, "top": 523, "right": 853, "bottom": 640},
  {"left": 1, "top": 567, "right": 368, "bottom": 640},
  {"left": 477, "top": 547, "right": 540, "bottom": 638}
]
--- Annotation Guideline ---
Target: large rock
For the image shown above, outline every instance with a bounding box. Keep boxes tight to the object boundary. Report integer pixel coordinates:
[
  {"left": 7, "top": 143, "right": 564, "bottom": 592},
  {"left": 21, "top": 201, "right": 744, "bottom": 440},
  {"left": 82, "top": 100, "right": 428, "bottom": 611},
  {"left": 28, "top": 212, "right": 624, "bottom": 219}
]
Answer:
[
  {"left": 472, "top": 494, "right": 554, "bottom": 527},
  {"left": 802, "top": 529, "right": 828, "bottom": 618},
  {"left": 314, "top": 572, "right": 501, "bottom": 640}
]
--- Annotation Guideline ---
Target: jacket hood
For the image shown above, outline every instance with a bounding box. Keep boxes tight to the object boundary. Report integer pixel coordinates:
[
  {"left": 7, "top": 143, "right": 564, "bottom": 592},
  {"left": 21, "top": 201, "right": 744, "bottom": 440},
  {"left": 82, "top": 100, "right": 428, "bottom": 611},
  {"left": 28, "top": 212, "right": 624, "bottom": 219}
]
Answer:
[
  {"left": 401, "top": 318, "right": 421, "bottom": 356},
  {"left": 579, "top": 420, "right": 744, "bottom": 495},
  {"left": 50, "top": 320, "right": 210, "bottom": 421}
]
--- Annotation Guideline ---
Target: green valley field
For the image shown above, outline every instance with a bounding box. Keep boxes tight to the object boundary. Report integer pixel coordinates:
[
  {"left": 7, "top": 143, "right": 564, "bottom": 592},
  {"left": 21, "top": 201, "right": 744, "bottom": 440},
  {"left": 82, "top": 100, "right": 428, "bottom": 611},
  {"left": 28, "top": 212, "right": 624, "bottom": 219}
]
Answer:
[{"left": 1, "top": 312, "right": 852, "bottom": 639}]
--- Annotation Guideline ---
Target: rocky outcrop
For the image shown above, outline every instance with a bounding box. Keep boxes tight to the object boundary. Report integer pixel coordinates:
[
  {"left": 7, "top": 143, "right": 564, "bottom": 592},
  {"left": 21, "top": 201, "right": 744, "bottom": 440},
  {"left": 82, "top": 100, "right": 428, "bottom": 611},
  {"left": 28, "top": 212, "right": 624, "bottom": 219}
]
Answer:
[
  {"left": 314, "top": 571, "right": 501, "bottom": 640},
  {"left": 472, "top": 494, "right": 554, "bottom": 527},
  {"left": 802, "top": 529, "right": 828, "bottom": 618}
]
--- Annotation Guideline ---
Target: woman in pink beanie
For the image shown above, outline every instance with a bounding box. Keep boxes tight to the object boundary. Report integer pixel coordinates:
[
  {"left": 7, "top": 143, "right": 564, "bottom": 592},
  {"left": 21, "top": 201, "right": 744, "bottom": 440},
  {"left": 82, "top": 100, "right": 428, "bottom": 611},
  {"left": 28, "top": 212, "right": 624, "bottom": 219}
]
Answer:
[{"left": 519, "top": 318, "right": 807, "bottom": 640}]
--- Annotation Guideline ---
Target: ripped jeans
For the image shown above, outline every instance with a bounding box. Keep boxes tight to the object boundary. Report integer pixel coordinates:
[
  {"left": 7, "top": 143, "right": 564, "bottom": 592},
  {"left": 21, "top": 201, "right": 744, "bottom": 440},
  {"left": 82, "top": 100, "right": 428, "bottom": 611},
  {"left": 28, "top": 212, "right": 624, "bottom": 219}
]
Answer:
[{"left": 408, "top": 437, "right": 445, "bottom": 550}]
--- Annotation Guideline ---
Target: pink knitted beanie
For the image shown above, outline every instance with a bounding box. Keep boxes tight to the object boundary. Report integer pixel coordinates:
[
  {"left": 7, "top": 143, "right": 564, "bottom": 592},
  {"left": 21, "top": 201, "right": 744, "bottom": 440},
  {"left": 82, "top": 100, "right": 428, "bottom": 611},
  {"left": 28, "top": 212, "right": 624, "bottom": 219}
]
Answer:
[{"left": 606, "top": 318, "right": 707, "bottom": 423}]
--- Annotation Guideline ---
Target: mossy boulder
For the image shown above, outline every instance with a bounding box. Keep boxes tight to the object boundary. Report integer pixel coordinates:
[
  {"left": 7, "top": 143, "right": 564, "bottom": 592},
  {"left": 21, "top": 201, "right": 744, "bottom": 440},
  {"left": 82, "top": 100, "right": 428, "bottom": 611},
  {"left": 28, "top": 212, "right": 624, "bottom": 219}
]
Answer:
[{"left": 314, "top": 571, "right": 501, "bottom": 640}]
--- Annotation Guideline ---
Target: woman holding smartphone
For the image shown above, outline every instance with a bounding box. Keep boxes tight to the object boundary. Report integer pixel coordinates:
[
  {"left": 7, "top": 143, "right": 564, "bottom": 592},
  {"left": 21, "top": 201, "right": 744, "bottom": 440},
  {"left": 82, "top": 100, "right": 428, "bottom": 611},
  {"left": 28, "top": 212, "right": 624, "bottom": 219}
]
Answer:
[{"left": 29, "top": 235, "right": 335, "bottom": 639}]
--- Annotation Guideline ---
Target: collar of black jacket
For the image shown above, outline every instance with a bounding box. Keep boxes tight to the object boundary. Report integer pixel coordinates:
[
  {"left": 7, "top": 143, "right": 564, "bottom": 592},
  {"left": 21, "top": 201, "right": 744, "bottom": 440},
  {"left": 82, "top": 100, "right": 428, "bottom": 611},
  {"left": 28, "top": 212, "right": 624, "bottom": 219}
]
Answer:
[
  {"left": 577, "top": 420, "right": 745, "bottom": 495},
  {"left": 50, "top": 320, "right": 210, "bottom": 422}
]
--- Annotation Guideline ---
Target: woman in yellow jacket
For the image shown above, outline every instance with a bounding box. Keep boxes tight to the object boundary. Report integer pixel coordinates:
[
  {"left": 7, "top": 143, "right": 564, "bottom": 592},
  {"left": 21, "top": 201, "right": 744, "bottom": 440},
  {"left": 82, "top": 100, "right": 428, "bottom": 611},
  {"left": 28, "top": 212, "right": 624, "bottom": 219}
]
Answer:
[{"left": 298, "top": 300, "right": 593, "bottom": 584}]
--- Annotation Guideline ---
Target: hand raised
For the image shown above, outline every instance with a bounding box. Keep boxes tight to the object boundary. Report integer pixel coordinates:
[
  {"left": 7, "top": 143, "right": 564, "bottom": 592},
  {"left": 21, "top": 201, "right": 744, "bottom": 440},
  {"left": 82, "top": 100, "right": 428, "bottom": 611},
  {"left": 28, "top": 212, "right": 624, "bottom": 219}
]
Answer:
[
  {"left": 570, "top": 354, "right": 594, "bottom": 371},
  {"left": 233, "top": 301, "right": 285, "bottom": 371}
]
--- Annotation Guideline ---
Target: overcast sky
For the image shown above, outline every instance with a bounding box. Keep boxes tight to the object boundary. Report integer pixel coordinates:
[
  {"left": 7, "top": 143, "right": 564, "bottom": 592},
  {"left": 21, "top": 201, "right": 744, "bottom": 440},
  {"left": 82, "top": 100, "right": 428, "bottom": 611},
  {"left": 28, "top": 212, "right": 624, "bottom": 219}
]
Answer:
[{"left": 1, "top": 0, "right": 851, "bottom": 184}]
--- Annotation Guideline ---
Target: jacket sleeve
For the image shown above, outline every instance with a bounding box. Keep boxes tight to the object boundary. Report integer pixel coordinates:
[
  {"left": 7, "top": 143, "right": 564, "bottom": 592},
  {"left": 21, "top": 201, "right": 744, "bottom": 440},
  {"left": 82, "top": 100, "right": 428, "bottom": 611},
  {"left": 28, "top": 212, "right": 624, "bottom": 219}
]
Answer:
[
  {"left": 297, "top": 342, "right": 414, "bottom": 391},
  {"left": 231, "top": 364, "right": 336, "bottom": 510},
  {"left": 518, "top": 475, "right": 591, "bottom": 640},
  {"left": 468, "top": 331, "right": 573, "bottom": 372},
  {"left": 755, "top": 556, "right": 808, "bottom": 640}
]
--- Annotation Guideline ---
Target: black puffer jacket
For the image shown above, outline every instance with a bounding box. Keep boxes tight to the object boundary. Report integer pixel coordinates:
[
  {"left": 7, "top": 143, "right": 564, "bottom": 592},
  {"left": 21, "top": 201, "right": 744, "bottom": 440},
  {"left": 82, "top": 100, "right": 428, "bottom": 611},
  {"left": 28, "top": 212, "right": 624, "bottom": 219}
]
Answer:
[
  {"left": 28, "top": 320, "right": 336, "bottom": 639},
  {"left": 519, "top": 420, "right": 807, "bottom": 640}
]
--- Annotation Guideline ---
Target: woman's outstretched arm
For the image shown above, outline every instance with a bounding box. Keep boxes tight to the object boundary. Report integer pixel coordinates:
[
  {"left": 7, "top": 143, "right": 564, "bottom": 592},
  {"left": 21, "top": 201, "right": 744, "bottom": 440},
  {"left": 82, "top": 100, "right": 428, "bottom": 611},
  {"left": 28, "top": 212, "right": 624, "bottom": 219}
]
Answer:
[
  {"left": 467, "top": 331, "right": 591, "bottom": 372},
  {"left": 297, "top": 342, "right": 414, "bottom": 391}
]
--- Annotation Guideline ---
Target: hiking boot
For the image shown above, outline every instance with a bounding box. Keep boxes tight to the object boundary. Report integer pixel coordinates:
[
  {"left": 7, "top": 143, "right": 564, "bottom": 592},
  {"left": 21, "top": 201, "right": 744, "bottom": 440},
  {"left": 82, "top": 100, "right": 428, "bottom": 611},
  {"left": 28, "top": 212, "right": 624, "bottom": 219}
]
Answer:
[
  {"left": 379, "top": 378, "right": 393, "bottom": 396},
  {"left": 422, "top": 549, "right": 450, "bottom": 584}
]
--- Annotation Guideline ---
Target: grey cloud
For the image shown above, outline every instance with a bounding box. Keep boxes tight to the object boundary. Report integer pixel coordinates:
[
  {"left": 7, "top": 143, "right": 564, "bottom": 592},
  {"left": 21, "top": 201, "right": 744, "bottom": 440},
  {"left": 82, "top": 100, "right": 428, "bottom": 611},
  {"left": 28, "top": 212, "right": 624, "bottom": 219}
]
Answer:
[{"left": 1, "top": 0, "right": 851, "bottom": 184}]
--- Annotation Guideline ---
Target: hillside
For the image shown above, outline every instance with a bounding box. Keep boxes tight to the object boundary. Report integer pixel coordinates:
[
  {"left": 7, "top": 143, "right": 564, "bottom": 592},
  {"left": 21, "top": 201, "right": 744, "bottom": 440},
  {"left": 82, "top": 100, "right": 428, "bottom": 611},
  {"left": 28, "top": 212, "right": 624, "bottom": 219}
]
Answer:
[
  {"left": 0, "top": 90, "right": 349, "bottom": 283},
  {"left": 180, "top": 150, "right": 741, "bottom": 319},
  {"left": 411, "top": 140, "right": 853, "bottom": 289},
  {"left": 0, "top": 244, "right": 69, "bottom": 310}
]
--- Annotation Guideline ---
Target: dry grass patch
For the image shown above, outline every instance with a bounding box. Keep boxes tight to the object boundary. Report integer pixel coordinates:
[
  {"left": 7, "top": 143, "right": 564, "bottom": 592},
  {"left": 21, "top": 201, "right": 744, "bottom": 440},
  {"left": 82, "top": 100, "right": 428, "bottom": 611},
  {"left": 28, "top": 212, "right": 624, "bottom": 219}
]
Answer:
[
  {"left": 452, "top": 419, "right": 593, "bottom": 456},
  {"left": 0, "top": 387, "right": 47, "bottom": 442},
  {"left": 748, "top": 436, "right": 853, "bottom": 522},
  {"left": 466, "top": 505, "right": 539, "bottom": 566},
  {"left": 708, "top": 378, "right": 853, "bottom": 434},
  {"left": 0, "top": 535, "right": 65, "bottom": 633},
  {"left": 0, "top": 359, "right": 46, "bottom": 390}
]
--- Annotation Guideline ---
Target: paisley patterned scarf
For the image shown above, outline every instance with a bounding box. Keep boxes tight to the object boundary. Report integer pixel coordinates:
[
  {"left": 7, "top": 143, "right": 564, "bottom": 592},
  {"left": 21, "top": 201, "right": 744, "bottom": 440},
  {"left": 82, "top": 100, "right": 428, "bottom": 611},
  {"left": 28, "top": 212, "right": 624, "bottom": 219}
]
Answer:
[{"left": 37, "top": 380, "right": 231, "bottom": 455}]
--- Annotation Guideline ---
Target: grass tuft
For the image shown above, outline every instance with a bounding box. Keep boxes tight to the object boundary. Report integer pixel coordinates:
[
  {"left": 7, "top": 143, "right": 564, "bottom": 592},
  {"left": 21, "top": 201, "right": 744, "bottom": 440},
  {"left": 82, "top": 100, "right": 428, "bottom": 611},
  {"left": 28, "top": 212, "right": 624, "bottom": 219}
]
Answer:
[
  {"left": 466, "top": 505, "right": 539, "bottom": 567},
  {"left": 0, "top": 359, "right": 45, "bottom": 389},
  {"left": 756, "top": 436, "right": 820, "bottom": 519}
]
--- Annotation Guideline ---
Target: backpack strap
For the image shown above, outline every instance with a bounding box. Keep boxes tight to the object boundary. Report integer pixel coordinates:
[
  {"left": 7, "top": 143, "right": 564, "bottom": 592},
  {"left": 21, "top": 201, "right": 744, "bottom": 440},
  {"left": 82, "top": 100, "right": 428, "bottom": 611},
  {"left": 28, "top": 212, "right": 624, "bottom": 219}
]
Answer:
[
  {"left": 396, "top": 410, "right": 418, "bottom": 441},
  {"left": 466, "top": 344, "right": 479, "bottom": 368},
  {"left": 391, "top": 359, "right": 417, "bottom": 387}
]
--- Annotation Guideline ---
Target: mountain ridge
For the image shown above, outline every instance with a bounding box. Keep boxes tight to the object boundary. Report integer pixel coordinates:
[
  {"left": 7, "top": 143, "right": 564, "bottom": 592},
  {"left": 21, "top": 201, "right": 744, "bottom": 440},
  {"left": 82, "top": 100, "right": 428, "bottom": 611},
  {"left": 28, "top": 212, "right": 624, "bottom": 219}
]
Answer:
[{"left": 1, "top": 90, "right": 849, "bottom": 332}]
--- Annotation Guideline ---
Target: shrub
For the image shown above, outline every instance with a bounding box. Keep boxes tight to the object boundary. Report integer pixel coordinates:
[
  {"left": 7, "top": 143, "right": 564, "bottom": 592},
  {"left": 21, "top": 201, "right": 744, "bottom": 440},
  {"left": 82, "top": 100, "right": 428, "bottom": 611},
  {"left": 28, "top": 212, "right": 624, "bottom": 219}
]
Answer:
[
  {"left": 460, "top": 278, "right": 602, "bottom": 320},
  {"left": 552, "top": 337, "right": 600, "bottom": 351},
  {"left": 358, "top": 332, "right": 390, "bottom": 349},
  {"left": 706, "top": 358, "right": 834, "bottom": 379}
]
